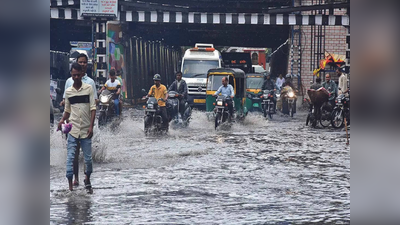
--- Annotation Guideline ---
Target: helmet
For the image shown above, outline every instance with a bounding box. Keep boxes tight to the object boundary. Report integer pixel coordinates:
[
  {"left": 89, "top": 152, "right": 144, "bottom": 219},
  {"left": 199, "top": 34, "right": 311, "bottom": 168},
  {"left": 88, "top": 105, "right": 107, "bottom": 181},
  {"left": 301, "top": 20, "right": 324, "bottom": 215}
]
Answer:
[
  {"left": 153, "top": 74, "right": 161, "bottom": 81},
  {"left": 285, "top": 74, "right": 292, "bottom": 79}
]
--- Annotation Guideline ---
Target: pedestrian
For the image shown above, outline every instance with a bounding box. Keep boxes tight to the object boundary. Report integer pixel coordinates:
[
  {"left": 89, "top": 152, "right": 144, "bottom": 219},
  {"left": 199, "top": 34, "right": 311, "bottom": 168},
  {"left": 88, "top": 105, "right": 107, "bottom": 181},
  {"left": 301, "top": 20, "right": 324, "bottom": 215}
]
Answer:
[
  {"left": 58, "top": 62, "right": 96, "bottom": 193},
  {"left": 336, "top": 68, "right": 349, "bottom": 95},
  {"left": 60, "top": 53, "right": 98, "bottom": 186},
  {"left": 322, "top": 74, "right": 337, "bottom": 108}
]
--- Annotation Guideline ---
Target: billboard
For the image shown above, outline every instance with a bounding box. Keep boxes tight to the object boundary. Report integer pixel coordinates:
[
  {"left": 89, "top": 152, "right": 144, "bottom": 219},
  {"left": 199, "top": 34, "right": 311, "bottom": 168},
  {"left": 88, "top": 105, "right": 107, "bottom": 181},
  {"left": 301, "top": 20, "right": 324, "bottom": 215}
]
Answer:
[{"left": 80, "top": 0, "right": 118, "bottom": 18}]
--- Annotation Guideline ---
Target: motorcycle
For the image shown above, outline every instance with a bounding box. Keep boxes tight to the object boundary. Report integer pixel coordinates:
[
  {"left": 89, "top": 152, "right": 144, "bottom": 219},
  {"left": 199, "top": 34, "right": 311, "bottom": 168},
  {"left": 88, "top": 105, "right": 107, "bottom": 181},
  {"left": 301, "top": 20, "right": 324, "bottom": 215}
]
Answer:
[
  {"left": 261, "top": 89, "right": 276, "bottom": 119},
  {"left": 98, "top": 89, "right": 118, "bottom": 127},
  {"left": 214, "top": 95, "right": 233, "bottom": 130},
  {"left": 331, "top": 88, "right": 350, "bottom": 128},
  {"left": 282, "top": 88, "right": 296, "bottom": 117},
  {"left": 142, "top": 89, "right": 168, "bottom": 135},
  {"left": 166, "top": 91, "right": 192, "bottom": 128}
]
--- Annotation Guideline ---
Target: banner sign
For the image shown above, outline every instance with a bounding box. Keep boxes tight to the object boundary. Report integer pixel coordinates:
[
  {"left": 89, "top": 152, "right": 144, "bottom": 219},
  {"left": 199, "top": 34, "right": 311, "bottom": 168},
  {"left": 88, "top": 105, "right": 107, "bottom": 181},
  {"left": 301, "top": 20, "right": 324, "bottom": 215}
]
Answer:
[{"left": 80, "top": 0, "right": 118, "bottom": 18}]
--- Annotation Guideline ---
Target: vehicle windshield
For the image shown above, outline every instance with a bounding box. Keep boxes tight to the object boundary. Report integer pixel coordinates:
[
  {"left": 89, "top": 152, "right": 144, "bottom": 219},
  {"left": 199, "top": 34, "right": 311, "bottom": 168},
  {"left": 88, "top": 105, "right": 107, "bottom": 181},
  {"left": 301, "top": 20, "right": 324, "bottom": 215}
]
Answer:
[
  {"left": 182, "top": 60, "right": 219, "bottom": 78},
  {"left": 253, "top": 66, "right": 266, "bottom": 73},
  {"left": 207, "top": 75, "right": 225, "bottom": 91},
  {"left": 246, "top": 77, "right": 264, "bottom": 89},
  {"left": 70, "top": 49, "right": 92, "bottom": 60}
]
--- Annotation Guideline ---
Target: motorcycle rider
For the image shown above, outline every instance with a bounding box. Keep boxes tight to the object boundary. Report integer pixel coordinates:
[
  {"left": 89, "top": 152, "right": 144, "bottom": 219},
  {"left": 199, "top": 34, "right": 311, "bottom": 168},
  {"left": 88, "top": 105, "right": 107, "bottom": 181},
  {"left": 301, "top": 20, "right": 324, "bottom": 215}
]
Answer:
[
  {"left": 144, "top": 74, "right": 169, "bottom": 130},
  {"left": 261, "top": 74, "right": 277, "bottom": 113},
  {"left": 280, "top": 74, "right": 297, "bottom": 114},
  {"left": 168, "top": 71, "right": 188, "bottom": 119},
  {"left": 213, "top": 76, "right": 235, "bottom": 118},
  {"left": 322, "top": 74, "right": 337, "bottom": 108},
  {"left": 98, "top": 69, "right": 121, "bottom": 116}
]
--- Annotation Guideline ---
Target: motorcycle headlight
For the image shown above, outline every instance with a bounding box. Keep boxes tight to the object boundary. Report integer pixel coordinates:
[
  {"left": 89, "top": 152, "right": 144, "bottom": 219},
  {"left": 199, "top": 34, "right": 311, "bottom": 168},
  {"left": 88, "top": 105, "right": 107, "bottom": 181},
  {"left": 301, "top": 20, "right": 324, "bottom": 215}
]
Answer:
[
  {"left": 100, "top": 95, "right": 109, "bottom": 103},
  {"left": 147, "top": 103, "right": 154, "bottom": 109},
  {"left": 217, "top": 101, "right": 223, "bottom": 106},
  {"left": 288, "top": 92, "right": 294, "bottom": 98}
]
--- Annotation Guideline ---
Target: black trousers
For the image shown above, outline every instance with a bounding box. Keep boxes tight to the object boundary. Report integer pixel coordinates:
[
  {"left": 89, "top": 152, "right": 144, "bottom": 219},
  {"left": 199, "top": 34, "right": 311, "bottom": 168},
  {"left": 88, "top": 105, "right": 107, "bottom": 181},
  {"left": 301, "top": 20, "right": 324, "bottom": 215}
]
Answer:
[
  {"left": 179, "top": 99, "right": 186, "bottom": 118},
  {"left": 159, "top": 106, "right": 169, "bottom": 128},
  {"left": 226, "top": 99, "right": 234, "bottom": 116}
]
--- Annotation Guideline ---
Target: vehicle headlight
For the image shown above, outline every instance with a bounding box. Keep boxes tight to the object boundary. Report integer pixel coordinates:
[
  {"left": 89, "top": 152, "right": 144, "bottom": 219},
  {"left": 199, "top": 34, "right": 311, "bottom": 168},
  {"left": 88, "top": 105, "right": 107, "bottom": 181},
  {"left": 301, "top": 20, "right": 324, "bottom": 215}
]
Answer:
[
  {"left": 288, "top": 92, "right": 294, "bottom": 98},
  {"left": 217, "top": 101, "right": 223, "bottom": 106},
  {"left": 100, "top": 95, "right": 109, "bottom": 103},
  {"left": 147, "top": 103, "right": 154, "bottom": 109},
  {"left": 247, "top": 94, "right": 252, "bottom": 98}
]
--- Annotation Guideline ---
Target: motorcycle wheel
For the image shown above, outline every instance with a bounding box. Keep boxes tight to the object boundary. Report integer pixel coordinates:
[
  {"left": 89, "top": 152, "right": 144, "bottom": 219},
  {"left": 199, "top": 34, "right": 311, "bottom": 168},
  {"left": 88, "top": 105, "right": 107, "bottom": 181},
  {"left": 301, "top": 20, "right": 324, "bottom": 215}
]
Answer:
[
  {"left": 263, "top": 104, "right": 267, "bottom": 118},
  {"left": 289, "top": 103, "right": 294, "bottom": 117},
  {"left": 268, "top": 105, "right": 273, "bottom": 120},
  {"left": 144, "top": 116, "right": 152, "bottom": 135},
  {"left": 99, "top": 111, "right": 107, "bottom": 127},
  {"left": 331, "top": 109, "right": 344, "bottom": 128},
  {"left": 320, "top": 108, "right": 331, "bottom": 128},
  {"left": 215, "top": 113, "right": 221, "bottom": 130},
  {"left": 306, "top": 114, "right": 310, "bottom": 126}
]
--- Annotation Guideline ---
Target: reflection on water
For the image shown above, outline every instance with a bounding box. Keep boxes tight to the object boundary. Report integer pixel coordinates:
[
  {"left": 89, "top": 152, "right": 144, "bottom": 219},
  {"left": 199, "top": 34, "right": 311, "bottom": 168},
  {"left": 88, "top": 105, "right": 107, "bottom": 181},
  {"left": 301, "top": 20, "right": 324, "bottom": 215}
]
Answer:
[{"left": 50, "top": 109, "right": 350, "bottom": 224}]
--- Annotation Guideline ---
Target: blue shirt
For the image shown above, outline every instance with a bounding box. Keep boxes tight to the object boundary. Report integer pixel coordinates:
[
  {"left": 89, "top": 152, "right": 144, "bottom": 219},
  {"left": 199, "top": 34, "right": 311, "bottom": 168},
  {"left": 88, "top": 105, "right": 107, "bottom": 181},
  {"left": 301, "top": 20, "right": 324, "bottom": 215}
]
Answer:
[
  {"left": 215, "top": 84, "right": 235, "bottom": 97},
  {"left": 63, "top": 73, "right": 98, "bottom": 99}
]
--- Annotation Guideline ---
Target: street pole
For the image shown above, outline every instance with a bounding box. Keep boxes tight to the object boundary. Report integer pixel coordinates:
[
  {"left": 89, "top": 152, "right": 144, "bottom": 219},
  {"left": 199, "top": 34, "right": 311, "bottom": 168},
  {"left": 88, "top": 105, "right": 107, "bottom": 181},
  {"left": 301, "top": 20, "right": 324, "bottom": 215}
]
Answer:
[{"left": 91, "top": 19, "right": 96, "bottom": 83}]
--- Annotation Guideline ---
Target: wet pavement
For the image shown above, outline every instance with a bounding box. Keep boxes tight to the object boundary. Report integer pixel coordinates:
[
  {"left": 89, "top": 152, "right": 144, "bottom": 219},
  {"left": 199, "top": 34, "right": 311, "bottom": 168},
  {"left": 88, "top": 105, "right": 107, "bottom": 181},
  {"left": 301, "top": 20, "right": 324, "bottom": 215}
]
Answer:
[{"left": 50, "top": 108, "right": 350, "bottom": 224}]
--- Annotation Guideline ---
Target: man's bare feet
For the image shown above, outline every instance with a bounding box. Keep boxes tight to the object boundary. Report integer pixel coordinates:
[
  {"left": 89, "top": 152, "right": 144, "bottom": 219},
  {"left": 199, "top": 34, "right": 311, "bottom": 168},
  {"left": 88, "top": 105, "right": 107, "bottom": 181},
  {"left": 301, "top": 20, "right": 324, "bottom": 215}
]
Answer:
[
  {"left": 68, "top": 179, "right": 73, "bottom": 191},
  {"left": 73, "top": 179, "right": 79, "bottom": 186}
]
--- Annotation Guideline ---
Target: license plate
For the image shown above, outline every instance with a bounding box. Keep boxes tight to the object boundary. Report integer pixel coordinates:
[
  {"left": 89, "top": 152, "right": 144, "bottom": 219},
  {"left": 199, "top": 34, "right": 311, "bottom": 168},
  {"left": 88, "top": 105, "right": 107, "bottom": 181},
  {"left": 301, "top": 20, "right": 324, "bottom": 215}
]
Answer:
[
  {"left": 194, "top": 99, "right": 206, "bottom": 103},
  {"left": 253, "top": 103, "right": 259, "bottom": 107}
]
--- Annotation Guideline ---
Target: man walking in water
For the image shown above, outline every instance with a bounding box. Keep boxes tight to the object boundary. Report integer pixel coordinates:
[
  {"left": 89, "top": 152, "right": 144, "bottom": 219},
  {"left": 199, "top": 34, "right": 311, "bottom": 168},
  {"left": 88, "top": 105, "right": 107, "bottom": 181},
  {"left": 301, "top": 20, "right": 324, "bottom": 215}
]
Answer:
[
  {"left": 58, "top": 62, "right": 96, "bottom": 193},
  {"left": 60, "top": 53, "right": 98, "bottom": 186}
]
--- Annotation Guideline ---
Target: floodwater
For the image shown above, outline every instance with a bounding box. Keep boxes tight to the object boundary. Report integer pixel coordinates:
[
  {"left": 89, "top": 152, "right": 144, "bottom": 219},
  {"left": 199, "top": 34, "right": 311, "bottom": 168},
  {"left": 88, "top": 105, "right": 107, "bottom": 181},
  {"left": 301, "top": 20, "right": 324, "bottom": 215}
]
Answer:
[{"left": 50, "top": 108, "right": 350, "bottom": 224}]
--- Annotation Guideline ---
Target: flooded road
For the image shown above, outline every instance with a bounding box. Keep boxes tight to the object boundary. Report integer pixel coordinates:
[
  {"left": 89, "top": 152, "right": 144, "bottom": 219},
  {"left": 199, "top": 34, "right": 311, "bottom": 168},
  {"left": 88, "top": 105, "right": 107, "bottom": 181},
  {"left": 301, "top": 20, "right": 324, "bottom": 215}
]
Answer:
[{"left": 50, "top": 109, "right": 350, "bottom": 224}]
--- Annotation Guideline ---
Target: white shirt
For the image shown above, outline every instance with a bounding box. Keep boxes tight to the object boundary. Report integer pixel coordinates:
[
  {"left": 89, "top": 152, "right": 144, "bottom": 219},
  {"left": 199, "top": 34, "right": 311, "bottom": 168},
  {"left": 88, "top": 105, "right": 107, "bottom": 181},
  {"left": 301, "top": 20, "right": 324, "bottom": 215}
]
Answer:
[
  {"left": 104, "top": 79, "right": 121, "bottom": 92},
  {"left": 338, "top": 74, "right": 348, "bottom": 95},
  {"left": 276, "top": 77, "right": 285, "bottom": 88},
  {"left": 177, "top": 80, "right": 182, "bottom": 90}
]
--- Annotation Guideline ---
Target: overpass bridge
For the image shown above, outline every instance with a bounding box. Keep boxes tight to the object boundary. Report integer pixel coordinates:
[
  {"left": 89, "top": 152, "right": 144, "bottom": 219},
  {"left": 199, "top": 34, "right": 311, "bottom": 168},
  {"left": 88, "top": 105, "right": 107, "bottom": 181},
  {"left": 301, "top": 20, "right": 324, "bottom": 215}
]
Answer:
[{"left": 50, "top": 0, "right": 349, "bottom": 102}]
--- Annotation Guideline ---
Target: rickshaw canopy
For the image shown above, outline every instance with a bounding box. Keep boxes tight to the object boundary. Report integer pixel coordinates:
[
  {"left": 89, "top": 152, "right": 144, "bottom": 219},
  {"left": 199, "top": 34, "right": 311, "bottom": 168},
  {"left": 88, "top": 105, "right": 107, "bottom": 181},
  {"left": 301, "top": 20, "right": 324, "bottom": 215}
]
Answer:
[{"left": 206, "top": 68, "right": 246, "bottom": 98}]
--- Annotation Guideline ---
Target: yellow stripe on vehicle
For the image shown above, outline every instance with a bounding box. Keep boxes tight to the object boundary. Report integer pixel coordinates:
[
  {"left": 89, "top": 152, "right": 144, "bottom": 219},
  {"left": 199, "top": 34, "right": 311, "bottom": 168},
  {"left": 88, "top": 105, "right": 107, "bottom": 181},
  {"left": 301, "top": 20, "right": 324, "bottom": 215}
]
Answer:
[{"left": 246, "top": 89, "right": 261, "bottom": 94}]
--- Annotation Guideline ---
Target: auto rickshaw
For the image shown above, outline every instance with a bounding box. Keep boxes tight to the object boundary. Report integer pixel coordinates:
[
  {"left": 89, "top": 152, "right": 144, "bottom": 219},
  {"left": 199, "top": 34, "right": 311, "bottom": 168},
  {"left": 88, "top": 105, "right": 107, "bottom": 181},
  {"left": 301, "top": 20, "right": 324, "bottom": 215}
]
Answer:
[
  {"left": 245, "top": 73, "right": 266, "bottom": 112},
  {"left": 205, "top": 68, "right": 249, "bottom": 123}
]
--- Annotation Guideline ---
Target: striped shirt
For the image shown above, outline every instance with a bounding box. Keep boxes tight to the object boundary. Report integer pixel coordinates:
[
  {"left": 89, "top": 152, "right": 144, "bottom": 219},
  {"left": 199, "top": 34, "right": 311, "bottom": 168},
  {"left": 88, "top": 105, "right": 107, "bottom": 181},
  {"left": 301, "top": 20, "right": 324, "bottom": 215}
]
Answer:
[
  {"left": 63, "top": 74, "right": 98, "bottom": 99},
  {"left": 64, "top": 83, "right": 96, "bottom": 139}
]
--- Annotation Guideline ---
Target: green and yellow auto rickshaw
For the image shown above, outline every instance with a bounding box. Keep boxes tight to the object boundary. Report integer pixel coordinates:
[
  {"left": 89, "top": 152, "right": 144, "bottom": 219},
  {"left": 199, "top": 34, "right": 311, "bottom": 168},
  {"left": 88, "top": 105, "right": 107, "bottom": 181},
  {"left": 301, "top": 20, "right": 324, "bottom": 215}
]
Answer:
[
  {"left": 245, "top": 73, "right": 266, "bottom": 111},
  {"left": 205, "top": 68, "right": 249, "bottom": 128}
]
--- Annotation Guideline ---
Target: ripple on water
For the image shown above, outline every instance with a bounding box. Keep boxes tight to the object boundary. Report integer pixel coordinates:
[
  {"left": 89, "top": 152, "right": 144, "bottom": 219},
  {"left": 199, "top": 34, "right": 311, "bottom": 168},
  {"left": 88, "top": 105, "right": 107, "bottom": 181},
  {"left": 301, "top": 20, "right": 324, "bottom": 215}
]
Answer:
[{"left": 50, "top": 109, "right": 350, "bottom": 224}]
